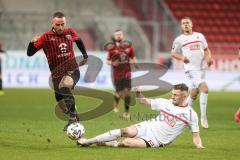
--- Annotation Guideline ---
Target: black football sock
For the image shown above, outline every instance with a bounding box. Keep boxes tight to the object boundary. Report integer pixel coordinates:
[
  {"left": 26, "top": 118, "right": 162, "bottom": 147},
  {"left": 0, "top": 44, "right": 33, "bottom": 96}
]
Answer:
[
  {"left": 59, "top": 87, "right": 76, "bottom": 116},
  {"left": 55, "top": 92, "right": 64, "bottom": 102},
  {"left": 124, "top": 96, "right": 131, "bottom": 112}
]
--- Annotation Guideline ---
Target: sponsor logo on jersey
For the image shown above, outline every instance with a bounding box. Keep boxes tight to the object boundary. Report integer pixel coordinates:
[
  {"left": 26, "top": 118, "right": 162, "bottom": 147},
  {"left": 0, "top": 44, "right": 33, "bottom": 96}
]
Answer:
[
  {"left": 189, "top": 44, "right": 200, "bottom": 50},
  {"left": 66, "top": 34, "right": 72, "bottom": 40},
  {"left": 59, "top": 43, "right": 68, "bottom": 55}
]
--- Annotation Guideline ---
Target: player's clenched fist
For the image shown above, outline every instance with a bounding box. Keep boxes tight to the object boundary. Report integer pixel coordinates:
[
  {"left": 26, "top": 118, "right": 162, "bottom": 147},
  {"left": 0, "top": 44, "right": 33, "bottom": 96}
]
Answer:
[
  {"left": 183, "top": 56, "right": 190, "bottom": 64},
  {"left": 206, "top": 58, "right": 213, "bottom": 67}
]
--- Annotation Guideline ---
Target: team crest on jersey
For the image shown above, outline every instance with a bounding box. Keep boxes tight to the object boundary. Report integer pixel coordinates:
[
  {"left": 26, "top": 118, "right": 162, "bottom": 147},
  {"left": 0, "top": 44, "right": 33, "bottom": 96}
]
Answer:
[{"left": 66, "top": 34, "right": 72, "bottom": 40}]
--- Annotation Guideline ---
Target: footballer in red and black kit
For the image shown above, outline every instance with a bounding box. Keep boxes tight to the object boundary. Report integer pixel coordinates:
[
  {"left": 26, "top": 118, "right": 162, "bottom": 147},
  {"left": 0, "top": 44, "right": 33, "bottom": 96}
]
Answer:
[
  {"left": 106, "top": 30, "right": 139, "bottom": 118},
  {"left": 27, "top": 12, "right": 88, "bottom": 131}
]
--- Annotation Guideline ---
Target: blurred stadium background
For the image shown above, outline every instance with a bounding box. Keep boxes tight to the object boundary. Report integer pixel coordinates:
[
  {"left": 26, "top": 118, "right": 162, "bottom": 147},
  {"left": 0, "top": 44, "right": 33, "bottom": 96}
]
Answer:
[{"left": 0, "top": 0, "right": 239, "bottom": 91}]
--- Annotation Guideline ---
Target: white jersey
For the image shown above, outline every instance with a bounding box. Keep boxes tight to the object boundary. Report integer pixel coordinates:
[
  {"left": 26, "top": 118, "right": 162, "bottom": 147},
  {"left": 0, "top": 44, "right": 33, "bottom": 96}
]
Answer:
[
  {"left": 172, "top": 32, "right": 208, "bottom": 71},
  {"left": 147, "top": 98, "right": 199, "bottom": 145}
]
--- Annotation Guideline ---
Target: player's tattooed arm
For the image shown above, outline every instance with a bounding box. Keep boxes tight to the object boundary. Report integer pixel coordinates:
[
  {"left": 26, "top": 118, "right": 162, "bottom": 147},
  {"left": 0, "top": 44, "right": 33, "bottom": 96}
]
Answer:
[{"left": 133, "top": 87, "right": 151, "bottom": 106}]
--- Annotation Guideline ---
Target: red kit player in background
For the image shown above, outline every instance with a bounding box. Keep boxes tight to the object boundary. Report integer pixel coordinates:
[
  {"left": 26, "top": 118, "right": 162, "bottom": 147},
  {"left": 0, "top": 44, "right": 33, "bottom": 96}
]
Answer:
[
  {"left": 27, "top": 12, "right": 88, "bottom": 131},
  {"left": 107, "top": 30, "right": 138, "bottom": 118}
]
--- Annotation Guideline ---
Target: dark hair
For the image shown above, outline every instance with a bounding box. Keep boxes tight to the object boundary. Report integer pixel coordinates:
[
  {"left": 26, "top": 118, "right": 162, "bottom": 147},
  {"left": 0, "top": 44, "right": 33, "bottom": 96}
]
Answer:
[
  {"left": 114, "top": 29, "right": 122, "bottom": 32},
  {"left": 181, "top": 16, "right": 192, "bottom": 21},
  {"left": 173, "top": 83, "right": 189, "bottom": 92},
  {"left": 53, "top": 12, "right": 65, "bottom": 18}
]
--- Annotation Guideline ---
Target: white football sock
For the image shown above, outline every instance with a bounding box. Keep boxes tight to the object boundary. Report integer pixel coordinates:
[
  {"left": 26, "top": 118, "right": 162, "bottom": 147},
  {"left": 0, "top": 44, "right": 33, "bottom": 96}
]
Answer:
[
  {"left": 85, "top": 129, "right": 121, "bottom": 144},
  {"left": 200, "top": 93, "right": 208, "bottom": 119},
  {"left": 186, "top": 96, "right": 194, "bottom": 106}
]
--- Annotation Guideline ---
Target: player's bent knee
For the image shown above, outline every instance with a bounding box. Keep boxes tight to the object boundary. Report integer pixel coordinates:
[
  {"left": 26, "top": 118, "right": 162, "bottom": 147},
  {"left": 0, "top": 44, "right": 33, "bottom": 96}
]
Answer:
[
  {"left": 121, "top": 126, "right": 137, "bottom": 137},
  {"left": 59, "top": 76, "right": 74, "bottom": 89},
  {"left": 121, "top": 127, "right": 133, "bottom": 137},
  {"left": 200, "top": 86, "right": 208, "bottom": 93},
  {"left": 120, "top": 128, "right": 129, "bottom": 137},
  {"left": 199, "top": 83, "right": 209, "bottom": 93}
]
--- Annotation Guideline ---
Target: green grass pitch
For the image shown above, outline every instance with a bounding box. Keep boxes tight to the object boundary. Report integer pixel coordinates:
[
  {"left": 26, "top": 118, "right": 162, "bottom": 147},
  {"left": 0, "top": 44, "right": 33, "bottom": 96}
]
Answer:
[{"left": 0, "top": 89, "right": 239, "bottom": 160}]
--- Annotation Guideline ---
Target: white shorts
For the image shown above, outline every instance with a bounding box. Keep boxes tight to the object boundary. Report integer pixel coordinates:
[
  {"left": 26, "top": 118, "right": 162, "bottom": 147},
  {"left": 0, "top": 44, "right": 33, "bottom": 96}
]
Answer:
[
  {"left": 134, "top": 121, "right": 161, "bottom": 148},
  {"left": 185, "top": 70, "right": 206, "bottom": 89}
]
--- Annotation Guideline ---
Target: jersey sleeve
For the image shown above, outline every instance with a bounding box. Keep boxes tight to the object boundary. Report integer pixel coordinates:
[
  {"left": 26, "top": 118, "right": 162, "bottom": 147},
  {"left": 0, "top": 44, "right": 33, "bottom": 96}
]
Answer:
[
  {"left": 107, "top": 51, "right": 113, "bottom": 61},
  {"left": 34, "top": 34, "right": 45, "bottom": 50},
  {"left": 70, "top": 29, "right": 80, "bottom": 41},
  {"left": 171, "top": 37, "right": 182, "bottom": 54},
  {"left": 129, "top": 47, "right": 135, "bottom": 59},
  {"left": 200, "top": 33, "right": 208, "bottom": 49},
  {"left": 188, "top": 109, "right": 199, "bottom": 133},
  {"left": 150, "top": 98, "right": 170, "bottom": 111}
]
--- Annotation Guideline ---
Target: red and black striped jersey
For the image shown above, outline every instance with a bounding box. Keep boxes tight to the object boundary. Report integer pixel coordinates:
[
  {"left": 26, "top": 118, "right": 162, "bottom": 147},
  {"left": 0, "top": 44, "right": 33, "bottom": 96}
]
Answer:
[
  {"left": 34, "top": 28, "right": 79, "bottom": 77},
  {"left": 107, "top": 45, "right": 135, "bottom": 80}
]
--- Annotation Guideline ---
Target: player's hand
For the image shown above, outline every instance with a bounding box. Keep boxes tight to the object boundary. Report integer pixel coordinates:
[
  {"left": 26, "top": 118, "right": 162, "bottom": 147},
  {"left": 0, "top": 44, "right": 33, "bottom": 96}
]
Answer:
[
  {"left": 133, "top": 63, "right": 140, "bottom": 69},
  {"left": 183, "top": 56, "right": 190, "bottom": 64},
  {"left": 79, "top": 59, "right": 87, "bottom": 66},
  {"left": 206, "top": 58, "right": 213, "bottom": 67},
  {"left": 112, "top": 60, "right": 120, "bottom": 67},
  {"left": 31, "top": 35, "right": 40, "bottom": 43}
]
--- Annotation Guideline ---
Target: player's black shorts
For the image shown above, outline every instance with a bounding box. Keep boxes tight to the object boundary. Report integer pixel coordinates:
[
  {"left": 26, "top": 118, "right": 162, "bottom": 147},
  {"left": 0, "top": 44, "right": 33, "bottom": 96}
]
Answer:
[
  {"left": 52, "top": 69, "right": 80, "bottom": 100},
  {"left": 113, "top": 78, "right": 131, "bottom": 92}
]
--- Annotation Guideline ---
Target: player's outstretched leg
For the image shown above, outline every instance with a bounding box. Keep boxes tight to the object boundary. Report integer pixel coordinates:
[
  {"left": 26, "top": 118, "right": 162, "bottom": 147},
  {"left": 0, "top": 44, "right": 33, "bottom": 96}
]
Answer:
[
  {"left": 77, "top": 129, "right": 121, "bottom": 146},
  {"left": 77, "top": 126, "right": 138, "bottom": 147}
]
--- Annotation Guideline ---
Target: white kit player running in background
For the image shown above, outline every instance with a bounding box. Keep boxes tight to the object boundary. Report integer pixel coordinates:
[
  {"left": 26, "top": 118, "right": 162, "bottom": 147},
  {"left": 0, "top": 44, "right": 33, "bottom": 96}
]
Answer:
[
  {"left": 77, "top": 84, "right": 204, "bottom": 149},
  {"left": 171, "top": 17, "right": 213, "bottom": 129}
]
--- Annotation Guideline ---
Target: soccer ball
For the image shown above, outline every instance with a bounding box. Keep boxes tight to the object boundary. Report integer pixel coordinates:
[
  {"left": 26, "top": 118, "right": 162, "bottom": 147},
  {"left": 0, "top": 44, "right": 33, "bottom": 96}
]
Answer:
[{"left": 67, "top": 122, "right": 85, "bottom": 140}]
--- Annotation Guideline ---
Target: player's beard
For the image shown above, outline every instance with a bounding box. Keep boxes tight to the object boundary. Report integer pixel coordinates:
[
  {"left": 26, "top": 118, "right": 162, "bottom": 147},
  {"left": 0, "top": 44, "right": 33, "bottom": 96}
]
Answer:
[
  {"left": 116, "top": 39, "right": 122, "bottom": 43},
  {"left": 53, "top": 27, "right": 64, "bottom": 35}
]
